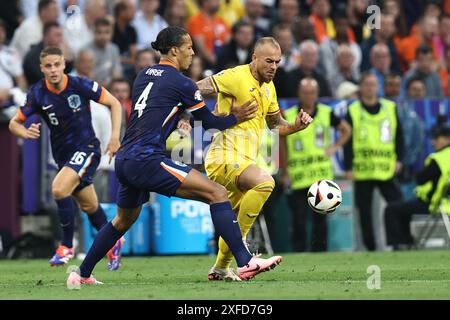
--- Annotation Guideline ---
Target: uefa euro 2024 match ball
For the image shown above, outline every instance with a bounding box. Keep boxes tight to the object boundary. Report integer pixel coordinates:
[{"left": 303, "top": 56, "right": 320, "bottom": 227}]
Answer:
[{"left": 307, "top": 180, "right": 342, "bottom": 214}]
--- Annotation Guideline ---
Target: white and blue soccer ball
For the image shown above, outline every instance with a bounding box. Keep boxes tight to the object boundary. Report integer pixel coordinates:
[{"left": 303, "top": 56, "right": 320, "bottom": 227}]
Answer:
[{"left": 307, "top": 180, "right": 342, "bottom": 214}]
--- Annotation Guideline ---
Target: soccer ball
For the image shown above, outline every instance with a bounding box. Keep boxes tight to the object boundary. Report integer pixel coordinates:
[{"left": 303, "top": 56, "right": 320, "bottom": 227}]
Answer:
[{"left": 307, "top": 180, "right": 342, "bottom": 214}]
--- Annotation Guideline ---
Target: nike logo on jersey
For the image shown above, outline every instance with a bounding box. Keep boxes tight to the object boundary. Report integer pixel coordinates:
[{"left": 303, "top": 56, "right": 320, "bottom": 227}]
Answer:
[
  {"left": 233, "top": 220, "right": 238, "bottom": 223},
  {"left": 42, "top": 104, "right": 53, "bottom": 110}
]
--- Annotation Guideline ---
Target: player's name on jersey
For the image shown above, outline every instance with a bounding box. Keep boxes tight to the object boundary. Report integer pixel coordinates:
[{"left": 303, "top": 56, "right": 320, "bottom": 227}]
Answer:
[{"left": 145, "top": 68, "right": 165, "bottom": 76}]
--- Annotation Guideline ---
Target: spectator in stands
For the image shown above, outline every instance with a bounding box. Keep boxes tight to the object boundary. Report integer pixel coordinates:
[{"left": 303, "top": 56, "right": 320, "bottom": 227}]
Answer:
[
  {"left": 64, "top": 0, "right": 107, "bottom": 55},
  {"left": 282, "top": 40, "right": 331, "bottom": 98},
  {"left": 164, "top": 0, "right": 189, "bottom": 28},
  {"left": 402, "top": 45, "right": 443, "bottom": 98},
  {"left": 346, "top": 0, "right": 371, "bottom": 44},
  {"left": 395, "top": 76, "right": 426, "bottom": 186},
  {"left": 328, "top": 44, "right": 360, "bottom": 97},
  {"left": 187, "top": 0, "right": 230, "bottom": 69},
  {"left": 272, "top": 24, "right": 300, "bottom": 95},
  {"left": 436, "top": 14, "right": 450, "bottom": 69},
  {"left": 424, "top": 0, "right": 443, "bottom": 18},
  {"left": 71, "top": 49, "right": 94, "bottom": 78},
  {"left": 84, "top": 18, "right": 122, "bottom": 87},
  {"left": 383, "top": 73, "right": 402, "bottom": 99},
  {"left": 23, "top": 22, "right": 74, "bottom": 85},
  {"left": 218, "top": 0, "right": 244, "bottom": 28},
  {"left": 319, "top": 13, "right": 361, "bottom": 82},
  {"left": 132, "top": 0, "right": 168, "bottom": 50},
  {"left": 344, "top": 73, "right": 404, "bottom": 251},
  {"left": 185, "top": 55, "right": 204, "bottom": 82},
  {"left": 113, "top": 0, "right": 138, "bottom": 67},
  {"left": 124, "top": 48, "right": 157, "bottom": 87},
  {"left": 385, "top": 121, "right": 450, "bottom": 250},
  {"left": 309, "top": 0, "right": 334, "bottom": 44},
  {"left": 110, "top": 78, "right": 132, "bottom": 127},
  {"left": 239, "top": 0, "right": 269, "bottom": 40},
  {"left": 0, "top": 19, "right": 27, "bottom": 108},
  {"left": 406, "top": 76, "right": 427, "bottom": 99},
  {"left": 439, "top": 47, "right": 450, "bottom": 96},
  {"left": 0, "top": 0, "right": 21, "bottom": 42},
  {"left": 270, "top": 0, "right": 299, "bottom": 32},
  {"left": 273, "top": 24, "right": 300, "bottom": 73},
  {"left": 292, "top": 17, "right": 316, "bottom": 44},
  {"left": 361, "top": 14, "right": 401, "bottom": 74},
  {"left": 11, "top": 0, "right": 60, "bottom": 59},
  {"left": 369, "top": 43, "right": 392, "bottom": 97},
  {"left": 336, "top": 81, "right": 359, "bottom": 100},
  {"left": 383, "top": 0, "right": 409, "bottom": 38},
  {"left": 396, "top": 15, "right": 440, "bottom": 72},
  {"left": 215, "top": 20, "right": 254, "bottom": 72},
  {"left": 282, "top": 77, "right": 351, "bottom": 252}
]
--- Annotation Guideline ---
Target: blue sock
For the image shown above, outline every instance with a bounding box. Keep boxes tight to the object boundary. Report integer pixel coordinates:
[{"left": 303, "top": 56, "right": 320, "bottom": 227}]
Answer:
[
  {"left": 88, "top": 205, "right": 108, "bottom": 231},
  {"left": 56, "top": 197, "right": 77, "bottom": 248},
  {"left": 210, "top": 202, "right": 252, "bottom": 267},
  {"left": 80, "top": 222, "right": 124, "bottom": 278}
]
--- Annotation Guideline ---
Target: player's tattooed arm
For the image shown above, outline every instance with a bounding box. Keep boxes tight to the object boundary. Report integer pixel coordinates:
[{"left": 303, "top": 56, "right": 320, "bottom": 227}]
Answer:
[
  {"left": 196, "top": 77, "right": 218, "bottom": 98},
  {"left": 266, "top": 109, "right": 313, "bottom": 136}
]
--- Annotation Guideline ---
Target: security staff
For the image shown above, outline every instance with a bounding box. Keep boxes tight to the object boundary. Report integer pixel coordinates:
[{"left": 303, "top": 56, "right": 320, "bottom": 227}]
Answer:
[
  {"left": 344, "top": 73, "right": 404, "bottom": 251},
  {"left": 384, "top": 122, "right": 450, "bottom": 250},
  {"left": 282, "top": 78, "right": 351, "bottom": 252}
]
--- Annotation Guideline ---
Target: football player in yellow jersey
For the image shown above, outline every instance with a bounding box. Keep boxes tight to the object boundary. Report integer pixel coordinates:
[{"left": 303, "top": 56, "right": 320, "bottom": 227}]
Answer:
[{"left": 197, "top": 37, "right": 313, "bottom": 281}]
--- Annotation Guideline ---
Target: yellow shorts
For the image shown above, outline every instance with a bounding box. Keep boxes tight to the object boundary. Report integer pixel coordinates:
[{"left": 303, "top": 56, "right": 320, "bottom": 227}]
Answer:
[{"left": 204, "top": 153, "right": 253, "bottom": 211}]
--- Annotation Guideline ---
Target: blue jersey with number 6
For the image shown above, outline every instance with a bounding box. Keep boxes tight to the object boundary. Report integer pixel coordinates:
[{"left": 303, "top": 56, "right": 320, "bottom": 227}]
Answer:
[
  {"left": 18, "top": 75, "right": 105, "bottom": 165},
  {"left": 116, "top": 61, "right": 206, "bottom": 161}
]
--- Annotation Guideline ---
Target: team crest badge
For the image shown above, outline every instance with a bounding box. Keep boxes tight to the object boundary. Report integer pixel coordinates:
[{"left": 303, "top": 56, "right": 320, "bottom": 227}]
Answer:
[{"left": 67, "top": 94, "right": 81, "bottom": 110}]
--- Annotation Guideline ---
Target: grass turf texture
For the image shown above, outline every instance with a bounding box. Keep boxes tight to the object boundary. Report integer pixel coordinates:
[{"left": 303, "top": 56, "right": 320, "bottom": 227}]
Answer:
[{"left": 1, "top": 250, "right": 449, "bottom": 299}]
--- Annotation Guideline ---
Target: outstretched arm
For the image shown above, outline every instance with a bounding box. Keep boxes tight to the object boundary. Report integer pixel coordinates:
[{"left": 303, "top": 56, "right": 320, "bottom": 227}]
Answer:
[
  {"left": 190, "top": 98, "right": 258, "bottom": 131},
  {"left": 99, "top": 89, "right": 122, "bottom": 162},
  {"left": 266, "top": 109, "right": 313, "bottom": 136},
  {"left": 196, "top": 77, "right": 218, "bottom": 98},
  {"left": 9, "top": 112, "right": 41, "bottom": 139}
]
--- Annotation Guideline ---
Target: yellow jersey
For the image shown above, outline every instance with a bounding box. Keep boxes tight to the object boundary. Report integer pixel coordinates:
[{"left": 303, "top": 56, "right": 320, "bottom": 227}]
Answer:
[{"left": 207, "top": 64, "right": 280, "bottom": 164}]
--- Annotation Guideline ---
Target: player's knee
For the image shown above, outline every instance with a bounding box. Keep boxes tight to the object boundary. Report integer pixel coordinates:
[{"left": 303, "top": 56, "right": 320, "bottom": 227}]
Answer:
[
  {"left": 254, "top": 178, "right": 275, "bottom": 194},
  {"left": 112, "top": 209, "right": 139, "bottom": 232},
  {"left": 209, "top": 183, "right": 228, "bottom": 203},
  {"left": 81, "top": 203, "right": 98, "bottom": 214},
  {"left": 52, "top": 183, "right": 70, "bottom": 200}
]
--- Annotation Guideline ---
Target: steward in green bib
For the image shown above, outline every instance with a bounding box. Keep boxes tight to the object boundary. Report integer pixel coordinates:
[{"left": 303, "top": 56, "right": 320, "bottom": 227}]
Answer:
[
  {"left": 343, "top": 73, "right": 404, "bottom": 251},
  {"left": 385, "top": 122, "right": 450, "bottom": 250},
  {"left": 281, "top": 78, "right": 351, "bottom": 252}
]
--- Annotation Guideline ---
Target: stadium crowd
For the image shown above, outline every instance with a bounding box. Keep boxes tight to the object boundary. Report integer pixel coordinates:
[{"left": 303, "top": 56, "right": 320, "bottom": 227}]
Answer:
[{"left": 1, "top": 0, "right": 450, "bottom": 254}]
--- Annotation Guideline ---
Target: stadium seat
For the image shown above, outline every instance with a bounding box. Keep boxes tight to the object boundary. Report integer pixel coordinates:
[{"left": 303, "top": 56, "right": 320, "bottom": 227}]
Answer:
[{"left": 412, "top": 179, "right": 450, "bottom": 249}]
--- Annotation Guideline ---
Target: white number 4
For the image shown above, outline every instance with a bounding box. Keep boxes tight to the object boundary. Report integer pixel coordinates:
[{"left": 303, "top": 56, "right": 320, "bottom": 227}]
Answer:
[
  {"left": 69, "top": 151, "right": 87, "bottom": 165},
  {"left": 134, "top": 82, "right": 154, "bottom": 118}
]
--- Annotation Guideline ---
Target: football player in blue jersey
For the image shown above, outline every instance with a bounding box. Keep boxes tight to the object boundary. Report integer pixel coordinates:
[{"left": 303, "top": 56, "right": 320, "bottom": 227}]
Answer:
[
  {"left": 9, "top": 47, "right": 125, "bottom": 270},
  {"left": 67, "top": 26, "right": 283, "bottom": 286}
]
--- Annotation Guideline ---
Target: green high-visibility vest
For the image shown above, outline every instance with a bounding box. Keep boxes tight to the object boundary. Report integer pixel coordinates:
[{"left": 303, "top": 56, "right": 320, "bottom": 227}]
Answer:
[
  {"left": 349, "top": 98, "right": 397, "bottom": 181},
  {"left": 415, "top": 146, "right": 450, "bottom": 214},
  {"left": 285, "top": 104, "right": 333, "bottom": 190},
  {"left": 256, "top": 126, "right": 278, "bottom": 176}
]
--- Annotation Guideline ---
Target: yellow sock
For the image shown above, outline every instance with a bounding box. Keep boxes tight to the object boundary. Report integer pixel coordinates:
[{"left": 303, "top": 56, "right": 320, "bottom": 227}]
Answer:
[{"left": 214, "top": 181, "right": 274, "bottom": 269}]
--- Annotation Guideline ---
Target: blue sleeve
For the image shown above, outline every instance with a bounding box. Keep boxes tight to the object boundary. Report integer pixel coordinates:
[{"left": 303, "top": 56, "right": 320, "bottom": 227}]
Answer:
[
  {"left": 190, "top": 106, "right": 237, "bottom": 131},
  {"left": 18, "top": 87, "right": 40, "bottom": 121},
  {"left": 75, "top": 76, "right": 105, "bottom": 103},
  {"left": 180, "top": 78, "right": 207, "bottom": 112}
]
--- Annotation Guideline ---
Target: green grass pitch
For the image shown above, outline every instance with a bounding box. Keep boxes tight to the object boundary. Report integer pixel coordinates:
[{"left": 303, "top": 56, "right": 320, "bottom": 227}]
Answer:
[{"left": 1, "top": 250, "right": 450, "bottom": 300}]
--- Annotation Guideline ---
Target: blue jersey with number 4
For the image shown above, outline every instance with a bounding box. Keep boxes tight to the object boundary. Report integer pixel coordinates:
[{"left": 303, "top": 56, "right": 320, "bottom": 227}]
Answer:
[
  {"left": 18, "top": 75, "right": 104, "bottom": 165},
  {"left": 116, "top": 61, "right": 206, "bottom": 161}
]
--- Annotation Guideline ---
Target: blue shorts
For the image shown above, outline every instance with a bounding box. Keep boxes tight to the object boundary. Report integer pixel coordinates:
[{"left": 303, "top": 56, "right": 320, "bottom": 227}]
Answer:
[
  {"left": 58, "top": 150, "right": 101, "bottom": 194},
  {"left": 115, "top": 157, "right": 193, "bottom": 208}
]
